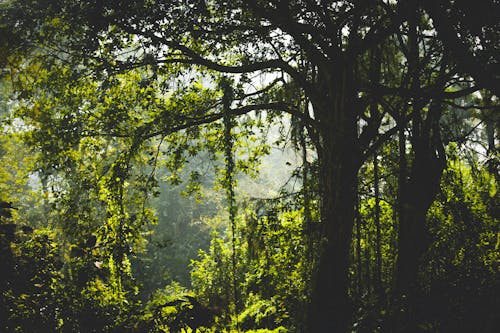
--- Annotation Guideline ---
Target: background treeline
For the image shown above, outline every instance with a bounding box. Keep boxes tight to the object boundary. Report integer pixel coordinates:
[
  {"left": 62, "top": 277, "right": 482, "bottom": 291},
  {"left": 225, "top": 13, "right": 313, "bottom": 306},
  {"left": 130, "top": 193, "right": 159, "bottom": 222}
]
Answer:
[{"left": 0, "top": 0, "right": 499, "bottom": 332}]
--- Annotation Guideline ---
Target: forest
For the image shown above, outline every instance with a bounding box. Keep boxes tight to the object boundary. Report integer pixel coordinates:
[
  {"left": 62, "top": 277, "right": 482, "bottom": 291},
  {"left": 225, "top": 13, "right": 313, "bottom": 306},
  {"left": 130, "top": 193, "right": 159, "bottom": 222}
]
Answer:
[{"left": 0, "top": 0, "right": 498, "bottom": 332}]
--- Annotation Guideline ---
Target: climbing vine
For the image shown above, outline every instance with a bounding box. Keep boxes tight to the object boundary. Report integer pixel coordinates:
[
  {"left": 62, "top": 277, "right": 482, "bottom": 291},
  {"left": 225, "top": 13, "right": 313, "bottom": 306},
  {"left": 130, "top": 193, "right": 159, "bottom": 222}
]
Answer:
[{"left": 221, "top": 77, "right": 240, "bottom": 330}]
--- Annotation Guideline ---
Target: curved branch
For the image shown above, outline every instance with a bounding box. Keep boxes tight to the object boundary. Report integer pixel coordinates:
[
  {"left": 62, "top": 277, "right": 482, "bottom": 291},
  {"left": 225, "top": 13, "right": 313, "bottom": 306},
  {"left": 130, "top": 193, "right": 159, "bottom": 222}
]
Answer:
[
  {"left": 84, "top": 102, "right": 318, "bottom": 141},
  {"left": 361, "top": 83, "right": 480, "bottom": 100},
  {"left": 421, "top": 0, "right": 500, "bottom": 96}
]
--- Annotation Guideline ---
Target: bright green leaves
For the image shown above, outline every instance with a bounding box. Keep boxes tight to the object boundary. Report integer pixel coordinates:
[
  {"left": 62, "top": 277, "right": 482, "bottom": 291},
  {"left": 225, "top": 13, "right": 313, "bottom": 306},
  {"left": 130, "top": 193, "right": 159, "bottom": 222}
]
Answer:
[
  {"left": 7, "top": 39, "right": 288, "bottom": 330},
  {"left": 427, "top": 157, "right": 499, "bottom": 273},
  {"left": 191, "top": 202, "right": 313, "bottom": 331}
]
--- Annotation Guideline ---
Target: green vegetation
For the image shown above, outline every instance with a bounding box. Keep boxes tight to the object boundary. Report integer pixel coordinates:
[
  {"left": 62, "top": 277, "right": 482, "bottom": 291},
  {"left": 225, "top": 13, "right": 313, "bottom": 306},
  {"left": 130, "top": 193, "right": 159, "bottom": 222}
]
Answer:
[{"left": 0, "top": 1, "right": 498, "bottom": 332}]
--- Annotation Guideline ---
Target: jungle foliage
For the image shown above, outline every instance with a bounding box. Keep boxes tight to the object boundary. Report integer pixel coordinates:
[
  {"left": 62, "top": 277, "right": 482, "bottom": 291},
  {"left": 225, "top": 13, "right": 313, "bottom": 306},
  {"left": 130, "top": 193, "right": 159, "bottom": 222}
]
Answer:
[{"left": 0, "top": 0, "right": 499, "bottom": 332}]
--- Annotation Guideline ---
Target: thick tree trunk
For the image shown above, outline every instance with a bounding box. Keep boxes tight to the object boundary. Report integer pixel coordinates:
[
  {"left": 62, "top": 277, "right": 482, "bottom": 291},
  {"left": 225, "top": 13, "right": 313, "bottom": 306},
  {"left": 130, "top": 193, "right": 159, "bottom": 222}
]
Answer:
[
  {"left": 308, "top": 157, "right": 358, "bottom": 332},
  {"left": 394, "top": 146, "right": 444, "bottom": 331},
  {"left": 307, "top": 64, "right": 359, "bottom": 332},
  {"left": 394, "top": 107, "right": 446, "bottom": 330}
]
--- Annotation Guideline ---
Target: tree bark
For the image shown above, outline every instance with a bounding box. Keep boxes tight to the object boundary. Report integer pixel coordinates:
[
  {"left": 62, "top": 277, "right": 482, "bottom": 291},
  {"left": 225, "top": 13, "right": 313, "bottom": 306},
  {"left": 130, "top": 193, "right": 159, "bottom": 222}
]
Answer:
[
  {"left": 394, "top": 100, "right": 446, "bottom": 330},
  {"left": 308, "top": 158, "right": 358, "bottom": 332},
  {"left": 307, "top": 62, "right": 360, "bottom": 332},
  {"left": 393, "top": 11, "right": 448, "bottom": 322}
]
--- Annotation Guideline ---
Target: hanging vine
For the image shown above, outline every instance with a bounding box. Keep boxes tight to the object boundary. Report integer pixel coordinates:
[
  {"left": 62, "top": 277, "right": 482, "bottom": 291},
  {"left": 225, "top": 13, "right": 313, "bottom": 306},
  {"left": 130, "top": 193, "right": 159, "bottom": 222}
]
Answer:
[{"left": 221, "top": 77, "right": 239, "bottom": 330}]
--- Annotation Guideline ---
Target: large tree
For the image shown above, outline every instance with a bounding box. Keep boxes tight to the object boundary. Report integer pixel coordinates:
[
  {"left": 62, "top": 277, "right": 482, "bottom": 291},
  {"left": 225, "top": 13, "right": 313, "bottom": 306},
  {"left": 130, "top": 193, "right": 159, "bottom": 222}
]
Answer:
[{"left": 4, "top": 1, "right": 495, "bottom": 331}]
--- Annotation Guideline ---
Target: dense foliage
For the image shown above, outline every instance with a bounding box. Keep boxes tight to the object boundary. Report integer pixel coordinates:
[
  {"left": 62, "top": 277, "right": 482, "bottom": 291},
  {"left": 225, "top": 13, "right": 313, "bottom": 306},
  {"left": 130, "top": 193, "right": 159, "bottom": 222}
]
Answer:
[{"left": 0, "top": 0, "right": 498, "bottom": 332}]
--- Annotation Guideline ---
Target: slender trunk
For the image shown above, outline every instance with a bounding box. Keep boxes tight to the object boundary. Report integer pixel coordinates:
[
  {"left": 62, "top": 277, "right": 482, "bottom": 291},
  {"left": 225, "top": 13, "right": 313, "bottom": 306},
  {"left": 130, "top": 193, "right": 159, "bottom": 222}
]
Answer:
[
  {"left": 301, "top": 123, "right": 313, "bottom": 258},
  {"left": 395, "top": 112, "right": 407, "bottom": 295},
  {"left": 369, "top": 44, "right": 383, "bottom": 302},
  {"left": 300, "top": 122, "right": 312, "bottom": 333},
  {"left": 364, "top": 216, "right": 372, "bottom": 300},
  {"left": 373, "top": 150, "right": 383, "bottom": 300},
  {"left": 355, "top": 191, "right": 363, "bottom": 299},
  {"left": 395, "top": 0, "right": 422, "bottom": 313}
]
